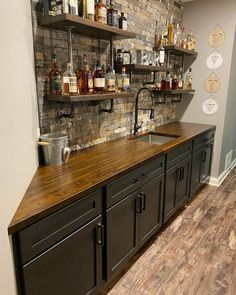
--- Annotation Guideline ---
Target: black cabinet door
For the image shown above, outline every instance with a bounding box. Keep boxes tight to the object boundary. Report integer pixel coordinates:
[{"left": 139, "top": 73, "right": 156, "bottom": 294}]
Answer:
[
  {"left": 201, "top": 144, "right": 213, "bottom": 182},
  {"left": 139, "top": 175, "right": 164, "bottom": 247},
  {"left": 22, "top": 216, "right": 103, "bottom": 295},
  {"left": 164, "top": 157, "right": 191, "bottom": 223},
  {"left": 106, "top": 190, "right": 139, "bottom": 280},
  {"left": 190, "top": 148, "right": 202, "bottom": 196},
  {"left": 176, "top": 157, "right": 191, "bottom": 205}
]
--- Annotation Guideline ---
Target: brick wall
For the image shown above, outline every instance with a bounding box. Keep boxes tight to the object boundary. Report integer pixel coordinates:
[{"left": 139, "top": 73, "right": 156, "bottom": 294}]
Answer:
[{"left": 32, "top": 0, "right": 183, "bottom": 150}]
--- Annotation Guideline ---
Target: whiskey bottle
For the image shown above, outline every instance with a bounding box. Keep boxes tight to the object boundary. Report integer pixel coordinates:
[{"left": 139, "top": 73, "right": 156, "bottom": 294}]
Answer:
[
  {"left": 121, "top": 67, "right": 129, "bottom": 92},
  {"left": 95, "top": 0, "right": 107, "bottom": 24},
  {"left": 94, "top": 61, "right": 105, "bottom": 93},
  {"left": 105, "top": 66, "right": 116, "bottom": 92},
  {"left": 62, "top": 62, "right": 78, "bottom": 96},
  {"left": 185, "top": 68, "right": 193, "bottom": 90},
  {"left": 119, "top": 12, "right": 127, "bottom": 30},
  {"left": 49, "top": 53, "right": 62, "bottom": 96},
  {"left": 107, "top": 0, "right": 118, "bottom": 27}
]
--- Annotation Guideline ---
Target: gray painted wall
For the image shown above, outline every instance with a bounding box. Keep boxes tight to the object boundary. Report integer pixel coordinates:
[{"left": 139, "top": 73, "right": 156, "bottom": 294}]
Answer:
[
  {"left": 219, "top": 27, "right": 236, "bottom": 173},
  {"left": 177, "top": 0, "right": 236, "bottom": 178}
]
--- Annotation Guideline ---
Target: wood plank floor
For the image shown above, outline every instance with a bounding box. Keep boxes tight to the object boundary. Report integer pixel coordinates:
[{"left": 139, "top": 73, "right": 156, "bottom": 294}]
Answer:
[{"left": 108, "top": 169, "right": 236, "bottom": 295}]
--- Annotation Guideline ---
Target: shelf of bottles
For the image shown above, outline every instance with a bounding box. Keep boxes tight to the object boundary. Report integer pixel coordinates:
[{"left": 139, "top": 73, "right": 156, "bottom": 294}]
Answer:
[
  {"left": 40, "top": 13, "right": 136, "bottom": 40},
  {"left": 153, "top": 45, "right": 198, "bottom": 56},
  {"left": 115, "top": 64, "right": 171, "bottom": 74}
]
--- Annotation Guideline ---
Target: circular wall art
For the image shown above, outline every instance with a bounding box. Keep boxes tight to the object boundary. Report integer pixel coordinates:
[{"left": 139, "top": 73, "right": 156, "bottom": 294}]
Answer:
[
  {"left": 202, "top": 97, "right": 218, "bottom": 115},
  {"left": 204, "top": 72, "right": 220, "bottom": 93},
  {"left": 208, "top": 25, "right": 225, "bottom": 47},
  {"left": 206, "top": 50, "right": 223, "bottom": 70}
]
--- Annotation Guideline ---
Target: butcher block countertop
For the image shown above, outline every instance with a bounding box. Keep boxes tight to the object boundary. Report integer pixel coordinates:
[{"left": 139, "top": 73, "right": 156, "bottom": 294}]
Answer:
[{"left": 8, "top": 122, "right": 216, "bottom": 235}]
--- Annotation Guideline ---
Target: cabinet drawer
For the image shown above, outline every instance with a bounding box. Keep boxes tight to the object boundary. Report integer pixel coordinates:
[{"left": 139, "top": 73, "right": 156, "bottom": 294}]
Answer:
[
  {"left": 193, "top": 130, "right": 215, "bottom": 151},
  {"left": 18, "top": 189, "right": 102, "bottom": 265},
  {"left": 106, "top": 156, "right": 164, "bottom": 208},
  {"left": 166, "top": 142, "right": 192, "bottom": 169}
]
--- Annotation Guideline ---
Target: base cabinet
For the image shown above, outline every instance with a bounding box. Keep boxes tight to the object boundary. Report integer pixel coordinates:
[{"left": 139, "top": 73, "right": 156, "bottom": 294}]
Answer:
[
  {"left": 190, "top": 143, "right": 214, "bottom": 196},
  {"left": 164, "top": 157, "right": 191, "bottom": 223},
  {"left": 106, "top": 174, "right": 164, "bottom": 279},
  {"left": 21, "top": 216, "right": 103, "bottom": 295}
]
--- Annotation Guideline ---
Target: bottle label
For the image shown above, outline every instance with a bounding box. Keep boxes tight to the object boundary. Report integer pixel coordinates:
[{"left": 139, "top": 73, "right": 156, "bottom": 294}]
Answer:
[
  {"left": 94, "top": 78, "right": 105, "bottom": 88},
  {"left": 122, "top": 20, "right": 127, "bottom": 30},
  {"left": 97, "top": 7, "right": 107, "bottom": 24},
  {"left": 62, "top": 0, "right": 69, "bottom": 14},
  {"left": 106, "top": 78, "right": 115, "bottom": 86},
  {"left": 68, "top": 77, "right": 78, "bottom": 93},
  {"left": 159, "top": 51, "right": 165, "bottom": 64},
  {"left": 178, "top": 80, "right": 183, "bottom": 89},
  {"left": 52, "top": 75, "right": 62, "bottom": 91},
  {"left": 123, "top": 78, "right": 130, "bottom": 87},
  {"left": 88, "top": 78, "right": 93, "bottom": 89},
  {"left": 87, "top": 0, "right": 95, "bottom": 15}
]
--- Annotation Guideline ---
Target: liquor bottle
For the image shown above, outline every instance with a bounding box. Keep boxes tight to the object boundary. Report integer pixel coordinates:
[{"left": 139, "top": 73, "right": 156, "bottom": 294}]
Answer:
[
  {"left": 84, "top": 0, "right": 95, "bottom": 20},
  {"left": 94, "top": 61, "right": 105, "bottom": 93},
  {"left": 165, "top": 72, "right": 171, "bottom": 90},
  {"left": 185, "top": 68, "right": 193, "bottom": 90},
  {"left": 119, "top": 12, "right": 127, "bottom": 30},
  {"left": 158, "top": 41, "right": 165, "bottom": 66},
  {"left": 79, "top": 55, "right": 89, "bottom": 94},
  {"left": 176, "top": 23, "right": 182, "bottom": 47},
  {"left": 172, "top": 74, "right": 178, "bottom": 90},
  {"left": 107, "top": 0, "right": 119, "bottom": 27},
  {"left": 63, "top": 0, "right": 78, "bottom": 15},
  {"left": 95, "top": 0, "right": 107, "bottom": 24},
  {"left": 189, "top": 28, "right": 196, "bottom": 50},
  {"left": 156, "top": 72, "right": 162, "bottom": 90},
  {"left": 105, "top": 66, "right": 116, "bottom": 92},
  {"left": 62, "top": 62, "right": 78, "bottom": 96},
  {"left": 181, "top": 27, "right": 187, "bottom": 49},
  {"left": 187, "top": 29, "right": 193, "bottom": 51},
  {"left": 178, "top": 68, "right": 184, "bottom": 89},
  {"left": 87, "top": 68, "right": 94, "bottom": 94},
  {"left": 167, "top": 15, "right": 174, "bottom": 45},
  {"left": 155, "top": 20, "right": 161, "bottom": 48},
  {"left": 121, "top": 67, "right": 129, "bottom": 92},
  {"left": 76, "top": 62, "right": 83, "bottom": 94},
  {"left": 55, "top": 0, "right": 63, "bottom": 15},
  {"left": 49, "top": 53, "right": 62, "bottom": 96},
  {"left": 48, "top": 0, "right": 57, "bottom": 16}
]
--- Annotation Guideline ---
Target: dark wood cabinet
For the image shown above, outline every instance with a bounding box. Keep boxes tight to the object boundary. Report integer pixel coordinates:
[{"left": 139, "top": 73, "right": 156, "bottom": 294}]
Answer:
[
  {"left": 106, "top": 174, "right": 164, "bottom": 279},
  {"left": 190, "top": 143, "right": 213, "bottom": 196},
  {"left": 22, "top": 216, "right": 103, "bottom": 295},
  {"left": 164, "top": 157, "right": 191, "bottom": 223}
]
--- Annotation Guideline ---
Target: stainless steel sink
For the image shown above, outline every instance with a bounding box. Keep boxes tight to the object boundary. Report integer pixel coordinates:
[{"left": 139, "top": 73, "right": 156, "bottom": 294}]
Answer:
[{"left": 133, "top": 133, "right": 177, "bottom": 145}]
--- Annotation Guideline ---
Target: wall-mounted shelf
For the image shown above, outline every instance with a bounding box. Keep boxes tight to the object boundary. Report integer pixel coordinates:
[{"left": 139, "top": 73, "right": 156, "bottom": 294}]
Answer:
[
  {"left": 155, "top": 89, "right": 195, "bottom": 95},
  {"left": 40, "top": 14, "right": 136, "bottom": 40},
  {"left": 153, "top": 45, "right": 198, "bottom": 56},
  {"left": 46, "top": 92, "right": 134, "bottom": 103},
  {"left": 115, "top": 64, "right": 171, "bottom": 74}
]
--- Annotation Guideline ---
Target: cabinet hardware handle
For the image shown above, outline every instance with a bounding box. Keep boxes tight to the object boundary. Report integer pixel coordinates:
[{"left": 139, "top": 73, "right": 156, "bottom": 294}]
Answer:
[
  {"left": 136, "top": 195, "right": 142, "bottom": 213},
  {"left": 140, "top": 192, "right": 146, "bottom": 211},
  {"left": 97, "top": 223, "right": 104, "bottom": 246},
  {"left": 134, "top": 173, "right": 147, "bottom": 183},
  {"left": 176, "top": 168, "right": 182, "bottom": 182},
  {"left": 201, "top": 151, "right": 207, "bottom": 163},
  {"left": 181, "top": 167, "right": 185, "bottom": 180}
]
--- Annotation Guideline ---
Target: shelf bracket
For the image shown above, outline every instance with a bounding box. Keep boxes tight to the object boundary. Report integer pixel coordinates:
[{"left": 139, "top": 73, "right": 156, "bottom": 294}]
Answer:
[{"left": 99, "top": 99, "right": 114, "bottom": 113}]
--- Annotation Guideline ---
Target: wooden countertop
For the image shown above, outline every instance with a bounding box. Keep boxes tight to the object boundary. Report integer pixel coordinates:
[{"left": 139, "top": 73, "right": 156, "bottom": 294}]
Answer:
[{"left": 8, "top": 122, "right": 215, "bottom": 235}]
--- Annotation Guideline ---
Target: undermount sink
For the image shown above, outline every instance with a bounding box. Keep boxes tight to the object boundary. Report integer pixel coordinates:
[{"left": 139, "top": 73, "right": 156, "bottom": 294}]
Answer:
[{"left": 133, "top": 133, "right": 178, "bottom": 145}]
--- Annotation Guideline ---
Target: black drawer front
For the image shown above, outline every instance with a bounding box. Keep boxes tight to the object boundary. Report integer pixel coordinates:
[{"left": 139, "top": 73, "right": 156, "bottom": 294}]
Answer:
[
  {"left": 193, "top": 130, "right": 215, "bottom": 151},
  {"left": 166, "top": 142, "right": 192, "bottom": 169},
  {"left": 106, "top": 156, "right": 164, "bottom": 209},
  {"left": 18, "top": 189, "right": 102, "bottom": 265}
]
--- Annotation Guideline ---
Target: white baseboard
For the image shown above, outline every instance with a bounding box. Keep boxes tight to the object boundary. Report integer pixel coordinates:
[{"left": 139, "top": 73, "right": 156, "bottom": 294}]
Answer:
[{"left": 208, "top": 158, "right": 236, "bottom": 187}]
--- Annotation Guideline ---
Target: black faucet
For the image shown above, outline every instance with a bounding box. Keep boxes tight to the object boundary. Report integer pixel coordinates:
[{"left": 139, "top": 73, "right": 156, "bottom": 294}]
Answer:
[{"left": 134, "top": 87, "right": 155, "bottom": 135}]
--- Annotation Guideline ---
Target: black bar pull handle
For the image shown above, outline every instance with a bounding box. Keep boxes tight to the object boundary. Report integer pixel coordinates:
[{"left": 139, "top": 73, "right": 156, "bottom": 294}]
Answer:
[
  {"left": 136, "top": 195, "right": 142, "bottom": 213},
  {"left": 97, "top": 223, "right": 104, "bottom": 246},
  {"left": 181, "top": 167, "right": 185, "bottom": 180},
  {"left": 176, "top": 168, "right": 182, "bottom": 181},
  {"left": 140, "top": 192, "right": 146, "bottom": 211},
  {"left": 201, "top": 151, "right": 207, "bottom": 163}
]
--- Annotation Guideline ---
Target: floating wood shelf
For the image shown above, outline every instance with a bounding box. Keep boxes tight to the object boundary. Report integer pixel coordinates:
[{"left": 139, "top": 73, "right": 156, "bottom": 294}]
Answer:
[
  {"left": 46, "top": 92, "right": 134, "bottom": 103},
  {"left": 153, "top": 45, "right": 198, "bottom": 56},
  {"left": 155, "top": 89, "right": 195, "bottom": 95},
  {"left": 40, "top": 14, "right": 136, "bottom": 40},
  {"left": 115, "top": 64, "right": 171, "bottom": 74}
]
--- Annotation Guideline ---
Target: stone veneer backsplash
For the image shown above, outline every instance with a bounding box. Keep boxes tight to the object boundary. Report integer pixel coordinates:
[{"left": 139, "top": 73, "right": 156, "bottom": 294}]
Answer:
[{"left": 31, "top": 0, "right": 183, "bottom": 151}]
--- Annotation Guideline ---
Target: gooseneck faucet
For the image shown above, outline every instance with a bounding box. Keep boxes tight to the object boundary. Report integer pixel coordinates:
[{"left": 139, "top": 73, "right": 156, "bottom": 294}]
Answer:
[{"left": 134, "top": 87, "right": 155, "bottom": 135}]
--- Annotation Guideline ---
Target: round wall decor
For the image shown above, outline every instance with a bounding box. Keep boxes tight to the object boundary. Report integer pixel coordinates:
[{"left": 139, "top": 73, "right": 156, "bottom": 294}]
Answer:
[
  {"left": 204, "top": 72, "right": 220, "bottom": 93},
  {"left": 206, "top": 50, "right": 223, "bottom": 70},
  {"left": 208, "top": 25, "right": 225, "bottom": 47},
  {"left": 202, "top": 97, "right": 218, "bottom": 115}
]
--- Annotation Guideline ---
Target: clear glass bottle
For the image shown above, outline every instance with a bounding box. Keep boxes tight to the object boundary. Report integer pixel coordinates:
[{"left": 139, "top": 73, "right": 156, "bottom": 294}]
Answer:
[
  {"left": 93, "top": 61, "right": 105, "bottom": 93},
  {"left": 107, "top": 0, "right": 118, "bottom": 27},
  {"left": 181, "top": 27, "right": 187, "bottom": 49},
  {"left": 63, "top": 0, "right": 78, "bottom": 15},
  {"left": 167, "top": 15, "right": 174, "bottom": 45},
  {"left": 63, "top": 62, "right": 78, "bottom": 96},
  {"left": 187, "top": 29, "right": 193, "bottom": 51},
  {"left": 176, "top": 23, "right": 182, "bottom": 47},
  {"left": 178, "top": 68, "right": 184, "bottom": 89},
  {"left": 84, "top": 0, "right": 95, "bottom": 20},
  {"left": 105, "top": 66, "right": 116, "bottom": 92},
  {"left": 185, "top": 68, "right": 193, "bottom": 90},
  {"left": 119, "top": 12, "right": 127, "bottom": 30},
  {"left": 49, "top": 53, "right": 62, "bottom": 96},
  {"left": 158, "top": 41, "right": 165, "bottom": 66},
  {"left": 121, "top": 67, "right": 129, "bottom": 92},
  {"left": 95, "top": 0, "right": 107, "bottom": 24}
]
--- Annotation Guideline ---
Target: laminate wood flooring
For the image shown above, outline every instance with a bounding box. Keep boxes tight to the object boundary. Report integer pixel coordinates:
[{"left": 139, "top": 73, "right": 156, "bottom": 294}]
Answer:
[{"left": 108, "top": 169, "right": 236, "bottom": 295}]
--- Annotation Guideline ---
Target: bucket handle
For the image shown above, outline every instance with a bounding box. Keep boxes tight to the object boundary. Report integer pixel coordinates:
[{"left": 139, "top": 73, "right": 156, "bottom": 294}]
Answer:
[{"left": 63, "top": 147, "right": 71, "bottom": 163}]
